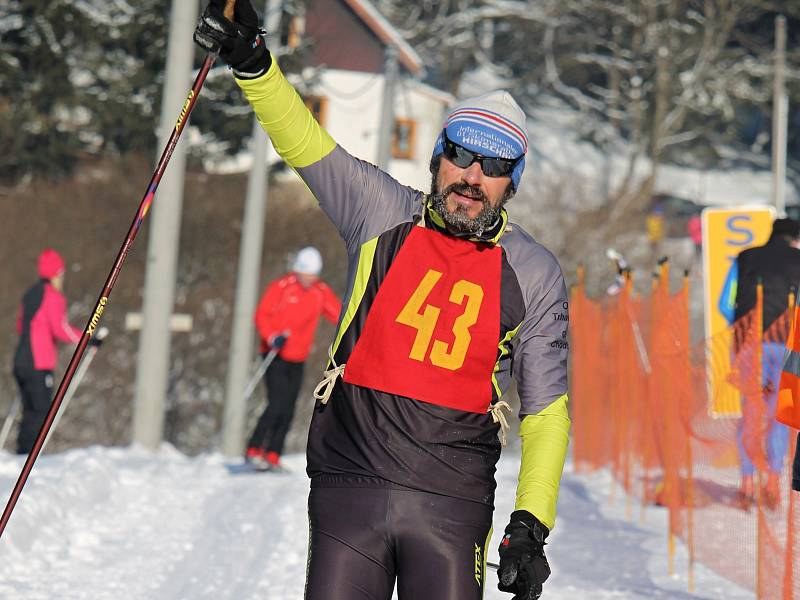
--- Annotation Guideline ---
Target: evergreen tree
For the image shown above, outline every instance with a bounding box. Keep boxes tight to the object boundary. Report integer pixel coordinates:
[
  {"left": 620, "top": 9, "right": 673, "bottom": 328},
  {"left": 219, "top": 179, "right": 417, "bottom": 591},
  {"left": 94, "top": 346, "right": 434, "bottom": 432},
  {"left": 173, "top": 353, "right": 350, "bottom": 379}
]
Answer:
[
  {"left": 0, "top": 0, "right": 169, "bottom": 184},
  {"left": 0, "top": 0, "right": 311, "bottom": 184},
  {"left": 1, "top": 0, "right": 82, "bottom": 182}
]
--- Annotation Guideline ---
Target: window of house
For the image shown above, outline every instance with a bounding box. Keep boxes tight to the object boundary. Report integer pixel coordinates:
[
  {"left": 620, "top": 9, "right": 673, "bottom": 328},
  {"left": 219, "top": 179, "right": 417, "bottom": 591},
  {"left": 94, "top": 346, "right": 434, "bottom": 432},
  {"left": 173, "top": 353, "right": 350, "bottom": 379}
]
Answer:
[
  {"left": 304, "top": 96, "right": 328, "bottom": 127},
  {"left": 392, "top": 118, "right": 416, "bottom": 160}
]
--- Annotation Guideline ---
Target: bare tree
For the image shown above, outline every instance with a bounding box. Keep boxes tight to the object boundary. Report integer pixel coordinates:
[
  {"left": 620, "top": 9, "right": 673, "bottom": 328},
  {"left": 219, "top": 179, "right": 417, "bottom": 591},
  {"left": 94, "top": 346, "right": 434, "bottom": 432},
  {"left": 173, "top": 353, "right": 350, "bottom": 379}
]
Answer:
[{"left": 377, "top": 0, "right": 800, "bottom": 229}]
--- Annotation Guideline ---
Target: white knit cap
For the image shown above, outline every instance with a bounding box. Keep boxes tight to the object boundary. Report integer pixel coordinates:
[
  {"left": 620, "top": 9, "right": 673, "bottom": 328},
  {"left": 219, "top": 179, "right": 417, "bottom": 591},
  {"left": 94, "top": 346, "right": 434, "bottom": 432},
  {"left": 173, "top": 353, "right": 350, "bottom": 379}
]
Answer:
[
  {"left": 431, "top": 90, "right": 528, "bottom": 188},
  {"left": 292, "top": 246, "right": 322, "bottom": 275}
]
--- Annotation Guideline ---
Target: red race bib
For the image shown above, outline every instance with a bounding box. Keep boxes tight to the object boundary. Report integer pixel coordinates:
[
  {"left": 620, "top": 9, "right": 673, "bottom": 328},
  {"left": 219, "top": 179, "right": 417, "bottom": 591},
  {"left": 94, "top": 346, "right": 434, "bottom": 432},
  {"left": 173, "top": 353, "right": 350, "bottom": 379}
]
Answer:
[{"left": 343, "top": 227, "right": 501, "bottom": 413}]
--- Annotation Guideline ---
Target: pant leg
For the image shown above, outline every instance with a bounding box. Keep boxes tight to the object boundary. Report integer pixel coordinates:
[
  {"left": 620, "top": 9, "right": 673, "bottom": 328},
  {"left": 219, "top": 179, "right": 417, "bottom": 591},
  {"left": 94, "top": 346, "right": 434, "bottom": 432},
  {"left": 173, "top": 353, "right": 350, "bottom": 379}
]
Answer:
[
  {"left": 264, "top": 360, "right": 304, "bottom": 455},
  {"left": 14, "top": 368, "right": 53, "bottom": 455},
  {"left": 766, "top": 421, "right": 790, "bottom": 474},
  {"left": 392, "top": 489, "right": 493, "bottom": 600},
  {"left": 248, "top": 357, "right": 302, "bottom": 451},
  {"left": 306, "top": 486, "right": 395, "bottom": 600},
  {"left": 247, "top": 356, "right": 276, "bottom": 449},
  {"left": 763, "top": 342, "right": 789, "bottom": 474},
  {"left": 737, "top": 417, "right": 755, "bottom": 476}
]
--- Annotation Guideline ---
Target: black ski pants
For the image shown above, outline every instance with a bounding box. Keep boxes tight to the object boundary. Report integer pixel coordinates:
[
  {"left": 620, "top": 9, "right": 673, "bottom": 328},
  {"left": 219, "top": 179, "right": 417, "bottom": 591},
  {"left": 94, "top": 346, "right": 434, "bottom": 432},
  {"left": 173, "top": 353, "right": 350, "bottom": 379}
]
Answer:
[
  {"left": 305, "top": 484, "right": 493, "bottom": 600},
  {"left": 248, "top": 356, "right": 304, "bottom": 454},
  {"left": 13, "top": 366, "right": 54, "bottom": 455}
]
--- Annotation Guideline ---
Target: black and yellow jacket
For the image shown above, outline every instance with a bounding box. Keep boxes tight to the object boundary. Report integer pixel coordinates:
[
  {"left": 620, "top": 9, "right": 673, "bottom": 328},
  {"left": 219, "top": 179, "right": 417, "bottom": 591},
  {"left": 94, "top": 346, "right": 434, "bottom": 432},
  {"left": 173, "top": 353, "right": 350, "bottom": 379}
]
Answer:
[{"left": 236, "top": 61, "right": 570, "bottom": 530}]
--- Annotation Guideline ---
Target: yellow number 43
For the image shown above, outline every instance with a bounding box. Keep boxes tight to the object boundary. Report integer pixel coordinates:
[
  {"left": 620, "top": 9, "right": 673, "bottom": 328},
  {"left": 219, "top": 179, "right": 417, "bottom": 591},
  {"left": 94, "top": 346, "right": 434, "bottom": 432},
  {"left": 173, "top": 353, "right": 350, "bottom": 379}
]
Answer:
[{"left": 395, "top": 269, "right": 484, "bottom": 371}]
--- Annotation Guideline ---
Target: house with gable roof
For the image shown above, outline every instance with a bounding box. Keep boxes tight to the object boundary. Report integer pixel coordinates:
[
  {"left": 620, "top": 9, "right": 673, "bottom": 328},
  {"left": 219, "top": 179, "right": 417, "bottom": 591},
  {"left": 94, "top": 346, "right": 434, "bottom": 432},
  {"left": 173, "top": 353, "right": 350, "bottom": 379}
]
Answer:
[{"left": 280, "top": 0, "right": 455, "bottom": 190}]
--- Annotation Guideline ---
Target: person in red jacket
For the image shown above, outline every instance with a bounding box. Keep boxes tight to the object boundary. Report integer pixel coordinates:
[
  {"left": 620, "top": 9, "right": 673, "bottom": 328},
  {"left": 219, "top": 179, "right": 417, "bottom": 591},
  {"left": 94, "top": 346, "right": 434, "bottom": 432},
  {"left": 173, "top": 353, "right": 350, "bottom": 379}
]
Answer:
[
  {"left": 12, "top": 249, "right": 82, "bottom": 454},
  {"left": 246, "top": 247, "right": 341, "bottom": 470}
]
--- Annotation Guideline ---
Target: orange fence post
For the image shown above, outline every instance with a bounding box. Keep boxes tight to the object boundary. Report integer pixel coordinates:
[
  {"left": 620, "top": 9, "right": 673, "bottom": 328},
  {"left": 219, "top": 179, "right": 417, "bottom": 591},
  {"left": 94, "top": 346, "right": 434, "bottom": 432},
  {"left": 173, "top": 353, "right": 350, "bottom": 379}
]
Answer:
[
  {"left": 784, "top": 434, "right": 797, "bottom": 600},
  {"left": 568, "top": 264, "right": 799, "bottom": 600},
  {"left": 756, "top": 283, "right": 764, "bottom": 600},
  {"left": 679, "top": 271, "right": 696, "bottom": 593},
  {"left": 783, "top": 289, "right": 796, "bottom": 600}
]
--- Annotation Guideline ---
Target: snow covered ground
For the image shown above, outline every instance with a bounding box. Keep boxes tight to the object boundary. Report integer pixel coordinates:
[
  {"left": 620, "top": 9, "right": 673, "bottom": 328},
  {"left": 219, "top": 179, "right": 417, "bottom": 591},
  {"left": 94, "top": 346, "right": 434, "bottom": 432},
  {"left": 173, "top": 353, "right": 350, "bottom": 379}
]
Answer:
[{"left": 0, "top": 445, "right": 754, "bottom": 599}]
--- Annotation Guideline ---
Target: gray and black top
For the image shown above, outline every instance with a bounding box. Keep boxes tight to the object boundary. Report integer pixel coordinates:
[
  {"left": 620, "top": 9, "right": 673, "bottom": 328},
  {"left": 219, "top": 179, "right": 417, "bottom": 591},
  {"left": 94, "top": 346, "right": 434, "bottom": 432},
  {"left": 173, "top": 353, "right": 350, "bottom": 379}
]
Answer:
[{"left": 236, "top": 61, "right": 570, "bottom": 527}]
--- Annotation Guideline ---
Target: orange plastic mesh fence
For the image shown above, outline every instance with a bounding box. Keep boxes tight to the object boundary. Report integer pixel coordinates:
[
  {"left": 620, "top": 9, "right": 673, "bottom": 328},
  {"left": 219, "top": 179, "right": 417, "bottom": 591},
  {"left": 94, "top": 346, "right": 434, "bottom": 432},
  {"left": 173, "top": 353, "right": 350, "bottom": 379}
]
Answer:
[{"left": 571, "top": 271, "right": 799, "bottom": 599}]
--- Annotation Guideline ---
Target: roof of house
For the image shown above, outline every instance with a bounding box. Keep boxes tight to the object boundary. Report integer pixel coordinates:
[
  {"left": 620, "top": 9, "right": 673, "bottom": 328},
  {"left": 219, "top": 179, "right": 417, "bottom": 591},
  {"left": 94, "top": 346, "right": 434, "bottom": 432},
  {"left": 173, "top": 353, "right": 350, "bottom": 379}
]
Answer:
[{"left": 342, "top": 0, "right": 424, "bottom": 76}]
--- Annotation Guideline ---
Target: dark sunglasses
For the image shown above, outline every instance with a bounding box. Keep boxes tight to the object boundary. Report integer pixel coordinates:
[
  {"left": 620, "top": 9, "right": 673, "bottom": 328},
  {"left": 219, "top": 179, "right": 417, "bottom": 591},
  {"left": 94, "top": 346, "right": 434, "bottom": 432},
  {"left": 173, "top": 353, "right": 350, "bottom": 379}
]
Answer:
[{"left": 441, "top": 131, "right": 521, "bottom": 178}]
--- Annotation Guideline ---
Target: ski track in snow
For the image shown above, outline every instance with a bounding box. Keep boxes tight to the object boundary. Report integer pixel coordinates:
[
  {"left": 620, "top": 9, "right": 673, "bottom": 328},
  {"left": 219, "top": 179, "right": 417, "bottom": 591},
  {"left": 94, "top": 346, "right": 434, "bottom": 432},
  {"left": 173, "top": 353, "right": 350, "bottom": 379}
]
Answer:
[{"left": 0, "top": 446, "right": 754, "bottom": 599}]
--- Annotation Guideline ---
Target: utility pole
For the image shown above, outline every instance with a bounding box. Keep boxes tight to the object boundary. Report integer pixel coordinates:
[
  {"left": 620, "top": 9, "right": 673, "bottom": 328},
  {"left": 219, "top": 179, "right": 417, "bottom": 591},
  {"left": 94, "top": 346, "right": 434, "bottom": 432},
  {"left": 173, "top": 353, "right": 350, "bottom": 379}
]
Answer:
[
  {"left": 221, "top": 0, "right": 284, "bottom": 457},
  {"left": 772, "top": 15, "right": 788, "bottom": 217},
  {"left": 376, "top": 45, "right": 399, "bottom": 170},
  {"left": 132, "top": 0, "right": 199, "bottom": 448}
]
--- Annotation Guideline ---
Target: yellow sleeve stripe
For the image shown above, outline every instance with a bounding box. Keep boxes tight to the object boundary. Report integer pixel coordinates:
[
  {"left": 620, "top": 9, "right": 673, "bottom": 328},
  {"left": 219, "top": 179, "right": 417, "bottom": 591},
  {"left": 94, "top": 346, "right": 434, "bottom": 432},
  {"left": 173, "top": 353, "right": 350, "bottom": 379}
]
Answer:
[
  {"left": 492, "top": 323, "right": 521, "bottom": 398},
  {"left": 515, "top": 394, "right": 570, "bottom": 530},
  {"left": 327, "top": 237, "right": 379, "bottom": 365},
  {"left": 235, "top": 61, "right": 336, "bottom": 168}
]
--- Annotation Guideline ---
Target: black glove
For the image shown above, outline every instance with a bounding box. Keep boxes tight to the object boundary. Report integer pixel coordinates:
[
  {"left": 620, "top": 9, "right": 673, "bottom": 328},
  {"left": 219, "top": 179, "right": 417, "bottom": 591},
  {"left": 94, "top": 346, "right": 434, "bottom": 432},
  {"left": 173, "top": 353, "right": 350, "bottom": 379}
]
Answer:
[
  {"left": 270, "top": 333, "right": 288, "bottom": 350},
  {"left": 89, "top": 326, "right": 109, "bottom": 348},
  {"left": 497, "top": 510, "right": 551, "bottom": 600},
  {"left": 193, "top": 0, "right": 271, "bottom": 78}
]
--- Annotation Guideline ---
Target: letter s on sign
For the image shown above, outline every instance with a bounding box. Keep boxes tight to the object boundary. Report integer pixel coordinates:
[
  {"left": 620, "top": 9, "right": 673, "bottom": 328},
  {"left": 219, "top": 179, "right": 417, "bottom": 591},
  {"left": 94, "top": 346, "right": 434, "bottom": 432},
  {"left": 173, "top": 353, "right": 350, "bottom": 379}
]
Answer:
[{"left": 726, "top": 215, "right": 754, "bottom": 247}]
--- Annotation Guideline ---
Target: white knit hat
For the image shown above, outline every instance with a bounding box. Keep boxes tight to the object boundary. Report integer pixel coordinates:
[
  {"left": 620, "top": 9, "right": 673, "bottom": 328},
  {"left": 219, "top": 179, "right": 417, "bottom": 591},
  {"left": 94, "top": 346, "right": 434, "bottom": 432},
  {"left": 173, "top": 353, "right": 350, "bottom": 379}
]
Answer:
[
  {"left": 431, "top": 90, "right": 528, "bottom": 189},
  {"left": 292, "top": 246, "right": 322, "bottom": 275}
]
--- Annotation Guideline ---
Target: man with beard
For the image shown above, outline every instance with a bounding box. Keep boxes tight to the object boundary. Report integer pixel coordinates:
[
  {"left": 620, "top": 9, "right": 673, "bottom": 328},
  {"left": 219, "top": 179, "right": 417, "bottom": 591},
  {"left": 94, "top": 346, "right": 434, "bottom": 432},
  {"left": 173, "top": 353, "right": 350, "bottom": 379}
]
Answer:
[{"left": 195, "top": 3, "right": 569, "bottom": 599}]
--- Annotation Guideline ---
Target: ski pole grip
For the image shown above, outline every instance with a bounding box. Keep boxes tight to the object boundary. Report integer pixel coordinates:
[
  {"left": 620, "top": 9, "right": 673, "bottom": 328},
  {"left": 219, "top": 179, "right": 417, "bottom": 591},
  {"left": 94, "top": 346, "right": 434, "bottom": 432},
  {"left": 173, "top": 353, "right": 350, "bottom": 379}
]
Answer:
[{"left": 224, "top": 0, "right": 235, "bottom": 21}]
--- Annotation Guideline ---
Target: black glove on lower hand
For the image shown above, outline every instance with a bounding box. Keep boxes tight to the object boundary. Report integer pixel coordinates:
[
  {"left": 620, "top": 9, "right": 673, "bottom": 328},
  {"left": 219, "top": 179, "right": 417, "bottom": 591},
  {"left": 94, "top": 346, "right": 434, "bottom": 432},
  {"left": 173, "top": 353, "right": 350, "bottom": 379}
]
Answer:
[
  {"left": 497, "top": 510, "right": 551, "bottom": 600},
  {"left": 193, "top": 0, "right": 271, "bottom": 78},
  {"left": 88, "top": 326, "right": 109, "bottom": 348},
  {"left": 271, "top": 333, "right": 288, "bottom": 350}
]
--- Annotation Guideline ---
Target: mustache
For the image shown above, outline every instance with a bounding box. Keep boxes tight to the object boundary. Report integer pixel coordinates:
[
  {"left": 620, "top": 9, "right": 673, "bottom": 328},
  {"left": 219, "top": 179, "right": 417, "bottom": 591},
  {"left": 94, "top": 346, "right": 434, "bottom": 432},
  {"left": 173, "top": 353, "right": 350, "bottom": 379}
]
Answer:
[{"left": 442, "top": 182, "right": 487, "bottom": 204}]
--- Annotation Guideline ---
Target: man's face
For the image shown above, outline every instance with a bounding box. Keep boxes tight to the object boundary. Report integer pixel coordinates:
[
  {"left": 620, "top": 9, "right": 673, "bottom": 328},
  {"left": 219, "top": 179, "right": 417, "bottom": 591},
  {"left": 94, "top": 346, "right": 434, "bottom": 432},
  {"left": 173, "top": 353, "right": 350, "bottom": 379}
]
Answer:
[
  {"left": 430, "top": 156, "right": 514, "bottom": 236},
  {"left": 51, "top": 272, "right": 64, "bottom": 291},
  {"left": 296, "top": 273, "right": 318, "bottom": 288},
  {"left": 437, "top": 157, "right": 512, "bottom": 219}
]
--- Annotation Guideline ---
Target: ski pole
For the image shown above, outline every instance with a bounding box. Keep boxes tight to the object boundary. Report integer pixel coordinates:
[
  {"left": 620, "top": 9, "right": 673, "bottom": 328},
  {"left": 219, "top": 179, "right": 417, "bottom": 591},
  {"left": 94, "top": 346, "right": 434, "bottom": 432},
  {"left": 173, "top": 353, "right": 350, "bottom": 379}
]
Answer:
[
  {"left": 242, "top": 333, "right": 288, "bottom": 402},
  {"left": 242, "top": 348, "right": 280, "bottom": 403},
  {"left": 0, "top": 397, "right": 20, "bottom": 452},
  {"left": 41, "top": 328, "right": 109, "bottom": 453},
  {"left": 0, "top": 0, "right": 234, "bottom": 539}
]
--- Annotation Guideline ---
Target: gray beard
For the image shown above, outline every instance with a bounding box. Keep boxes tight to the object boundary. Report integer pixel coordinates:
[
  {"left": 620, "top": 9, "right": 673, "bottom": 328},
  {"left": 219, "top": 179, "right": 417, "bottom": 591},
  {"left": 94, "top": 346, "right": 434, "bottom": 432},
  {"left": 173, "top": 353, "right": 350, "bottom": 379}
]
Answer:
[{"left": 428, "top": 190, "right": 502, "bottom": 237}]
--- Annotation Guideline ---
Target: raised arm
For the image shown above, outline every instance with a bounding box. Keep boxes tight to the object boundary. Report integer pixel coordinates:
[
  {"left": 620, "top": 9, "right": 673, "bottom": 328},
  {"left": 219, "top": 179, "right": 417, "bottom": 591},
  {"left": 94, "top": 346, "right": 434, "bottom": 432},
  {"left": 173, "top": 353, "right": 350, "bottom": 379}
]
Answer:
[{"left": 194, "top": 1, "right": 422, "bottom": 250}]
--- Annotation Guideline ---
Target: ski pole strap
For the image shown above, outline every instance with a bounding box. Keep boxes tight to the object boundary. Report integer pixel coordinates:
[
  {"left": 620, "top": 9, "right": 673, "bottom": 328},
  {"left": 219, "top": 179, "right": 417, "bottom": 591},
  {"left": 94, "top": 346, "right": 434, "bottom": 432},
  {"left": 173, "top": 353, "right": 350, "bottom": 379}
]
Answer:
[
  {"left": 313, "top": 348, "right": 345, "bottom": 405},
  {"left": 489, "top": 400, "right": 512, "bottom": 446}
]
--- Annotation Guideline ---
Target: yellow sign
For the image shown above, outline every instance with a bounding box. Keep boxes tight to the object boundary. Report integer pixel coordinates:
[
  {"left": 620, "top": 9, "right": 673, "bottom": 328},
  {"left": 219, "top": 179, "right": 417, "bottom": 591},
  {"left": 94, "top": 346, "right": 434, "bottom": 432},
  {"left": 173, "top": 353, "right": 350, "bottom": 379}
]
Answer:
[{"left": 702, "top": 206, "right": 775, "bottom": 416}]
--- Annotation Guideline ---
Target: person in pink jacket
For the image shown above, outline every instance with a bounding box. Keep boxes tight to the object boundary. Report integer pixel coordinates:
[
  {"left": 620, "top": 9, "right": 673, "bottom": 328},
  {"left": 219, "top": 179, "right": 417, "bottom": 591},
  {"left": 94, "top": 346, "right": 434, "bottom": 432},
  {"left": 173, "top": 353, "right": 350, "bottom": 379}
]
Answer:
[{"left": 12, "top": 249, "right": 82, "bottom": 454}]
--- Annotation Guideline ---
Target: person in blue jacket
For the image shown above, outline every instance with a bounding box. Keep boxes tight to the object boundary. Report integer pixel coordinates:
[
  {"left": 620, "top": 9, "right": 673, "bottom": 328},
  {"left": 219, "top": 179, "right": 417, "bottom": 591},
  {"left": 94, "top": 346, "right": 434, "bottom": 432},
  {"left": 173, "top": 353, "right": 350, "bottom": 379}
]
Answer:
[{"left": 719, "top": 218, "right": 800, "bottom": 507}]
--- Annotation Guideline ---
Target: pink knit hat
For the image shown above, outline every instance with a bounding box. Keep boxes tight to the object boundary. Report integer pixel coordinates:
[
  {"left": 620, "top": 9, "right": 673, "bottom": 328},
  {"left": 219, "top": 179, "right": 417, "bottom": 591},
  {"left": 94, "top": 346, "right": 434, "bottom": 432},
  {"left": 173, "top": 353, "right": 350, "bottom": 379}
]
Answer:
[{"left": 38, "top": 248, "right": 66, "bottom": 279}]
